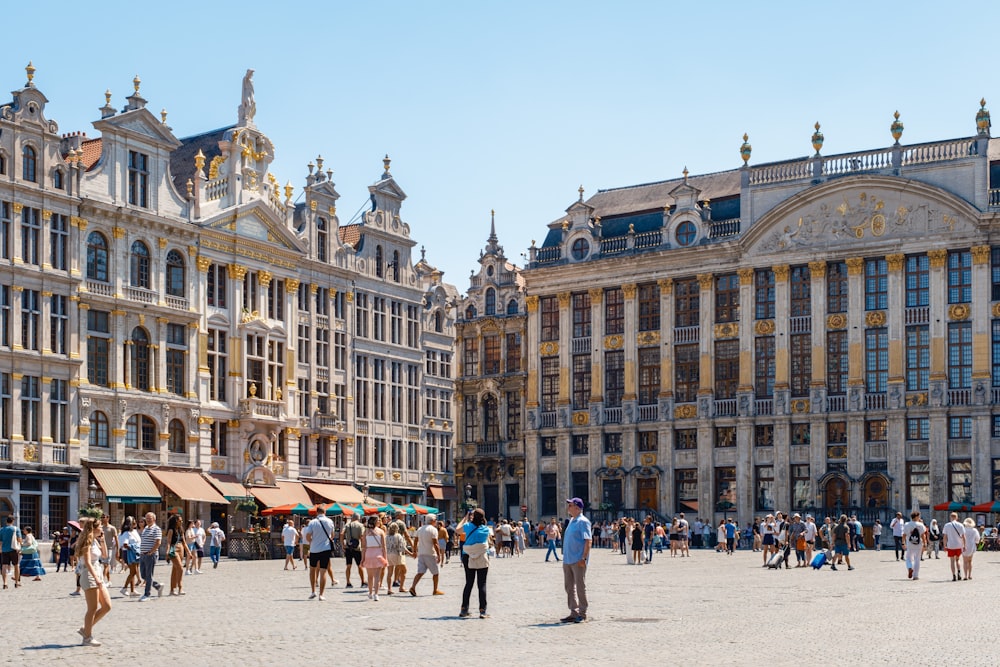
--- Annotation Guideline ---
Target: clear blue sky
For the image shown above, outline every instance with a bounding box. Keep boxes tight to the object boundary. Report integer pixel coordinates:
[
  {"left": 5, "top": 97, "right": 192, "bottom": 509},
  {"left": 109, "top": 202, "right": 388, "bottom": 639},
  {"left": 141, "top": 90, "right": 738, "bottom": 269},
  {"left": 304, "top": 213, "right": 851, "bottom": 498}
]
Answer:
[{"left": 5, "top": 1, "right": 995, "bottom": 287}]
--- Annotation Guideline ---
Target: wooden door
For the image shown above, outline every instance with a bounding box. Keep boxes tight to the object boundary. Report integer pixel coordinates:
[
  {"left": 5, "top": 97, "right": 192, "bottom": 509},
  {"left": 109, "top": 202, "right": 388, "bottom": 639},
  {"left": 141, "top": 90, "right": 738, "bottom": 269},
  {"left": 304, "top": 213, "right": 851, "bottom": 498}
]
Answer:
[{"left": 636, "top": 478, "right": 658, "bottom": 512}]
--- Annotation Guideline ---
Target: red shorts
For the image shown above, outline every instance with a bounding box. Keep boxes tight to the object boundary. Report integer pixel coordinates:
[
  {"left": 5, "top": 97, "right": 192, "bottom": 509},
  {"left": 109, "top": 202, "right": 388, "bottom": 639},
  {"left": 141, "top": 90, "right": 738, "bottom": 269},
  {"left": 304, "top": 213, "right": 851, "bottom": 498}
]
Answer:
[{"left": 947, "top": 548, "right": 962, "bottom": 558}]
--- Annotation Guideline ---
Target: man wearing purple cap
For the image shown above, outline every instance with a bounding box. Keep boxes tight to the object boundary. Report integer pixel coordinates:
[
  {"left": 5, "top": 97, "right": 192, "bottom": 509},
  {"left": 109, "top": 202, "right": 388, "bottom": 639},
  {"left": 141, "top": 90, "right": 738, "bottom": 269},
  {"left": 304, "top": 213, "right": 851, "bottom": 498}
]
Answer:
[{"left": 560, "top": 498, "right": 592, "bottom": 623}]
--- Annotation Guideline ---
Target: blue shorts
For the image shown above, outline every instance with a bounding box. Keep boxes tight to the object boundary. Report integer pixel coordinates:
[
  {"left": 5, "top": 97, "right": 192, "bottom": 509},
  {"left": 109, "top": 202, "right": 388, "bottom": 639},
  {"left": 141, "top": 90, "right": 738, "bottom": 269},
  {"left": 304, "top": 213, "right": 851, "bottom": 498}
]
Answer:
[
  {"left": 285, "top": 546, "right": 294, "bottom": 556},
  {"left": 762, "top": 535, "right": 775, "bottom": 546},
  {"left": 834, "top": 544, "right": 850, "bottom": 556}
]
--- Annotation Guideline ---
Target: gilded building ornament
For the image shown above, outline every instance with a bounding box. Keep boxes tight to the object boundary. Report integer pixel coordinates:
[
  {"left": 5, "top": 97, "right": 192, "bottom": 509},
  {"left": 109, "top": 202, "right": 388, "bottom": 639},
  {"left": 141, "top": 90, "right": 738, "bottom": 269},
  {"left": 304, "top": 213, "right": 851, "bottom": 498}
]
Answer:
[
  {"left": 309, "top": 200, "right": 317, "bottom": 211},
  {"left": 772, "top": 264, "right": 790, "bottom": 282},
  {"left": 187, "top": 245, "right": 197, "bottom": 256},
  {"left": 622, "top": 283, "right": 637, "bottom": 299},
  {"left": 657, "top": 278, "right": 673, "bottom": 294},
  {"left": 23, "top": 444, "right": 38, "bottom": 462},
  {"left": 12, "top": 203, "right": 22, "bottom": 214},
  {"left": 948, "top": 303, "right": 970, "bottom": 321},
  {"left": 738, "top": 268, "right": 755, "bottom": 285},
  {"left": 158, "top": 237, "right": 168, "bottom": 249},
  {"left": 637, "top": 331, "right": 660, "bottom": 346},
  {"left": 539, "top": 341, "right": 559, "bottom": 356},
  {"left": 928, "top": 249, "right": 947, "bottom": 268},
  {"left": 258, "top": 270, "right": 272, "bottom": 287},
  {"left": 791, "top": 399, "right": 810, "bottom": 414},
  {"left": 675, "top": 404, "right": 697, "bottom": 420},
  {"left": 286, "top": 278, "right": 300, "bottom": 293},
  {"left": 604, "top": 334, "right": 624, "bottom": 350},
  {"left": 714, "top": 323, "right": 738, "bottom": 339},
  {"left": 605, "top": 455, "right": 622, "bottom": 469},
  {"left": 827, "top": 314, "right": 847, "bottom": 330},
  {"left": 572, "top": 411, "right": 589, "bottom": 426},
  {"left": 557, "top": 292, "right": 571, "bottom": 308},
  {"left": 886, "top": 254, "right": 904, "bottom": 272},
  {"left": 992, "top": 303, "right": 1000, "bottom": 319},
  {"left": 972, "top": 245, "right": 991, "bottom": 265},
  {"left": 754, "top": 320, "right": 775, "bottom": 335},
  {"left": 865, "top": 311, "right": 887, "bottom": 327},
  {"left": 640, "top": 453, "right": 657, "bottom": 467},
  {"left": 227, "top": 264, "right": 247, "bottom": 280},
  {"left": 309, "top": 284, "right": 319, "bottom": 294},
  {"left": 41, "top": 209, "right": 52, "bottom": 221},
  {"left": 696, "top": 274, "right": 714, "bottom": 290},
  {"left": 845, "top": 257, "right": 864, "bottom": 276},
  {"left": 906, "top": 393, "right": 928, "bottom": 407},
  {"left": 112, "top": 227, "right": 125, "bottom": 239},
  {"left": 588, "top": 288, "right": 603, "bottom": 303},
  {"left": 526, "top": 295, "right": 539, "bottom": 312}
]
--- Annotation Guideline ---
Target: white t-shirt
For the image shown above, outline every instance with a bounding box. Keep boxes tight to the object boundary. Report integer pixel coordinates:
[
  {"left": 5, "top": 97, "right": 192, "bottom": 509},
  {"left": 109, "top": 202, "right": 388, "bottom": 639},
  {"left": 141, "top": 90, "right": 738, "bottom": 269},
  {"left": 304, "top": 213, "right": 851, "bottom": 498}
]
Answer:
[
  {"left": 195, "top": 526, "right": 206, "bottom": 548},
  {"left": 903, "top": 520, "right": 925, "bottom": 549},
  {"left": 890, "top": 517, "right": 905, "bottom": 537},
  {"left": 303, "top": 516, "right": 334, "bottom": 552},
  {"left": 415, "top": 524, "right": 438, "bottom": 557},
  {"left": 209, "top": 527, "right": 226, "bottom": 547},
  {"left": 803, "top": 522, "right": 818, "bottom": 541},
  {"left": 873, "top": 523, "right": 882, "bottom": 537},
  {"left": 282, "top": 524, "right": 298, "bottom": 547},
  {"left": 943, "top": 521, "right": 965, "bottom": 550},
  {"left": 963, "top": 526, "right": 981, "bottom": 556},
  {"left": 499, "top": 524, "right": 512, "bottom": 541}
]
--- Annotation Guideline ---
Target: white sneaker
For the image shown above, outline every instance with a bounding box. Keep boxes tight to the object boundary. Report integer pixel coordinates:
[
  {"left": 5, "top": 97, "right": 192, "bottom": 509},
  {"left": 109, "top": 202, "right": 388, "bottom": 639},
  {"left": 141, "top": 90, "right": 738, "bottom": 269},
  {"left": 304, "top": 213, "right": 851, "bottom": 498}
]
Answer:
[
  {"left": 373, "top": 594, "right": 379, "bottom": 602},
  {"left": 138, "top": 595, "right": 150, "bottom": 602},
  {"left": 195, "top": 570, "right": 203, "bottom": 574},
  {"left": 318, "top": 595, "right": 326, "bottom": 601},
  {"left": 308, "top": 593, "right": 317, "bottom": 600}
]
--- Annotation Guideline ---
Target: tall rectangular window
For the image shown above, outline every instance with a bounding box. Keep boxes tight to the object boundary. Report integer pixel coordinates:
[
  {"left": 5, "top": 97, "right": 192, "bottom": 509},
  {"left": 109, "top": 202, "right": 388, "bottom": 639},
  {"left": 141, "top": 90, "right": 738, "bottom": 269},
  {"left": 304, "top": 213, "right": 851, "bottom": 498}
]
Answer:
[
  {"left": 638, "top": 282, "right": 660, "bottom": 332},
  {"left": 637, "top": 431, "right": 658, "bottom": 452},
  {"left": 572, "top": 354, "right": 591, "bottom": 410},
  {"left": 949, "top": 416, "right": 972, "bottom": 439},
  {"left": 716, "top": 467, "right": 737, "bottom": 509},
  {"left": 540, "top": 357, "right": 559, "bottom": 412},
  {"left": 865, "top": 328, "right": 888, "bottom": 393},
  {"left": 354, "top": 355, "right": 369, "bottom": 419},
  {"left": 166, "top": 323, "right": 187, "bottom": 396},
  {"left": 483, "top": 335, "right": 501, "bottom": 375},
  {"left": 0, "top": 201, "right": 8, "bottom": 259},
  {"left": 297, "top": 325, "right": 310, "bottom": 364},
  {"left": 992, "top": 320, "right": 1000, "bottom": 387},
  {"left": 789, "top": 333, "right": 811, "bottom": 398},
  {"left": 906, "top": 418, "right": 929, "bottom": 440},
  {"left": 827, "top": 261, "right": 848, "bottom": 313},
  {"left": 789, "top": 265, "right": 811, "bottom": 317},
  {"left": 505, "top": 333, "right": 521, "bottom": 373},
  {"left": 674, "top": 344, "right": 699, "bottom": 403},
  {"left": 714, "top": 339, "right": 739, "bottom": 399},
  {"left": 87, "top": 310, "right": 110, "bottom": 387},
  {"left": 207, "top": 329, "right": 227, "bottom": 402},
  {"left": 540, "top": 296, "right": 559, "bottom": 342},
  {"left": 354, "top": 293, "right": 369, "bottom": 338},
  {"left": 462, "top": 339, "right": 478, "bottom": 376},
  {"left": 0, "top": 285, "right": 9, "bottom": 347},
  {"left": 50, "top": 294, "right": 67, "bottom": 355},
  {"left": 506, "top": 391, "right": 520, "bottom": 440},
  {"left": 791, "top": 464, "right": 811, "bottom": 510},
  {"left": 605, "top": 288, "right": 624, "bottom": 335},
  {"left": 267, "top": 279, "right": 285, "bottom": 321},
  {"left": 572, "top": 292, "right": 591, "bottom": 338},
  {"left": 755, "top": 424, "right": 774, "bottom": 447},
  {"left": 22, "top": 289, "right": 40, "bottom": 351},
  {"left": 906, "top": 325, "right": 929, "bottom": 391},
  {"left": 21, "top": 208, "right": 40, "bottom": 266},
  {"left": 905, "top": 254, "right": 929, "bottom": 307},
  {"left": 675, "top": 278, "right": 699, "bottom": 328},
  {"left": 605, "top": 350, "right": 625, "bottom": 408},
  {"left": 463, "top": 395, "right": 478, "bottom": 442},
  {"left": 907, "top": 462, "right": 930, "bottom": 509},
  {"left": 992, "top": 247, "right": 1000, "bottom": 301},
  {"left": 207, "top": 264, "right": 227, "bottom": 308},
  {"left": 128, "top": 150, "right": 149, "bottom": 207},
  {"left": 715, "top": 426, "right": 736, "bottom": 448},
  {"left": 541, "top": 437, "right": 557, "bottom": 457},
  {"left": 949, "top": 460, "right": 973, "bottom": 503},
  {"left": 755, "top": 336, "right": 775, "bottom": 398},
  {"left": 390, "top": 301, "right": 402, "bottom": 345},
  {"left": 314, "top": 328, "right": 329, "bottom": 369},
  {"left": 756, "top": 466, "right": 775, "bottom": 510},
  {"left": 827, "top": 331, "right": 848, "bottom": 395},
  {"left": 50, "top": 378, "right": 68, "bottom": 445},
  {"left": 571, "top": 435, "right": 589, "bottom": 456},
  {"left": 864, "top": 258, "right": 888, "bottom": 310},
  {"left": 372, "top": 297, "right": 386, "bottom": 342},
  {"left": 675, "top": 469, "right": 698, "bottom": 514},
  {"left": 675, "top": 429, "right": 697, "bottom": 450},
  {"left": 21, "top": 375, "right": 40, "bottom": 444},
  {"left": 541, "top": 473, "right": 557, "bottom": 516},
  {"left": 638, "top": 347, "right": 660, "bottom": 405},
  {"left": 372, "top": 358, "right": 386, "bottom": 421},
  {"left": 50, "top": 213, "right": 68, "bottom": 270},
  {"left": 603, "top": 433, "right": 622, "bottom": 453},
  {"left": 715, "top": 273, "right": 739, "bottom": 323},
  {"left": 948, "top": 322, "right": 972, "bottom": 389},
  {"left": 755, "top": 269, "right": 775, "bottom": 320},
  {"left": 947, "top": 250, "right": 972, "bottom": 304}
]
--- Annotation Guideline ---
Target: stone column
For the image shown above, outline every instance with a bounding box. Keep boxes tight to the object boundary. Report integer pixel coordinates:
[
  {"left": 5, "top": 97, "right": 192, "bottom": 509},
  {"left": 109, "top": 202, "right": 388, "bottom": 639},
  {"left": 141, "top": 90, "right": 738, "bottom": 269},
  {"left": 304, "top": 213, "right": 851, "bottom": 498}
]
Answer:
[
  {"left": 525, "top": 295, "right": 539, "bottom": 412},
  {"left": 186, "top": 322, "right": 199, "bottom": 399},
  {"left": 10, "top": 286, "right": 24, "bottom": 350},
  {"left": 11, "top": 203, "right": 23, "bottom": 265}
]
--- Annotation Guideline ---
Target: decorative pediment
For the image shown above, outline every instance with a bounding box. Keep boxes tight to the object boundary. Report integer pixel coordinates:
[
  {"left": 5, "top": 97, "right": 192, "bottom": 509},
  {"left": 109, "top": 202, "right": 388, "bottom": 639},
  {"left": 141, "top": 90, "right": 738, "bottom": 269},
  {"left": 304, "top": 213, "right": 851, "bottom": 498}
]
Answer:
[
  {"left": 746, "top": 176, "right": 981, "bottom": 257},
  {"left": 371, "top": 178, "right": 407, "bottom": 202},
  {"left": 204, "top": 204, "right": 303, "bottom": 253},
  {"left": 95, "top": 108, "right": 180, "bottom": 148}
]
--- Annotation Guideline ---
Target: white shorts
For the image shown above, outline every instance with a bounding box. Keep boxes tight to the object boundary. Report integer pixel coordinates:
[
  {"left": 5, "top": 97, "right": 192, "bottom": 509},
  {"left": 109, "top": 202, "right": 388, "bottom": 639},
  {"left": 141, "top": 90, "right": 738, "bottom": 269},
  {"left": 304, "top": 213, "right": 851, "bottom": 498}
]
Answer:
[{"left": 416, "top": 554, "right": 439, "bottom": 575}]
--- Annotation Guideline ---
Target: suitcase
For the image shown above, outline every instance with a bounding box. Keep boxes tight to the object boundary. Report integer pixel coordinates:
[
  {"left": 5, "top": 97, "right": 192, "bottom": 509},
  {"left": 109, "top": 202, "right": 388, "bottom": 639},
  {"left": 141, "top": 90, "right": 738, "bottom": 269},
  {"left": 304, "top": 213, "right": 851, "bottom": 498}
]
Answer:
[
  {"left": 766, "top": 550, "right": 785, "bottom": 569},
  {"left": 809, "top": 551, "right": 827, "bottom": 569}
]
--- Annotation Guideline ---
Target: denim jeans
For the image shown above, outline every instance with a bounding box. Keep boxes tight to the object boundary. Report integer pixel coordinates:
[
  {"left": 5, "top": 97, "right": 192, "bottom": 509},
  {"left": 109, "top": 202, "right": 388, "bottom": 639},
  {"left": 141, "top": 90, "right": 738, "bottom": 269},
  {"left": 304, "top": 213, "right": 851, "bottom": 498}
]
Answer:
[
  {"left": 209, "top": 546, "right": 222, "bottom": 564},
  {"left": 545, "top": 539, "right": 560, "bottom": 561},
  {"left": 645, "top": 541, "right": 653, "bottom": 562},
  {"left": 139, "top": 553, "right": 160, "bottom": 597}
]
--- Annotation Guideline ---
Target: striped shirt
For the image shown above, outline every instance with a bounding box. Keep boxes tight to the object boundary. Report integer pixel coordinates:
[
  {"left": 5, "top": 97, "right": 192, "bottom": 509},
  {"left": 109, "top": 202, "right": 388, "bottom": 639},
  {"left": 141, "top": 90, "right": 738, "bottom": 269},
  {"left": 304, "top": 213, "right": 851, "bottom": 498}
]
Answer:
[{"left": 140, "top": 524, "right": 162, "bottom": 554}]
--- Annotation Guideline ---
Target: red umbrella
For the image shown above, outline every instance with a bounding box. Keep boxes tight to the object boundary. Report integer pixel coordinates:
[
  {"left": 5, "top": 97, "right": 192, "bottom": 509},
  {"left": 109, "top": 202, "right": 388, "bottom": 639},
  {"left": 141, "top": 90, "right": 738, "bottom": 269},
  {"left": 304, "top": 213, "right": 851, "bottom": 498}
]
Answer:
[
  {"left": 933, "top": 501, "right": 973, "bottom": 512},
  {"left": 971, "top": 500, "right": 1000, "bottom": 513}
]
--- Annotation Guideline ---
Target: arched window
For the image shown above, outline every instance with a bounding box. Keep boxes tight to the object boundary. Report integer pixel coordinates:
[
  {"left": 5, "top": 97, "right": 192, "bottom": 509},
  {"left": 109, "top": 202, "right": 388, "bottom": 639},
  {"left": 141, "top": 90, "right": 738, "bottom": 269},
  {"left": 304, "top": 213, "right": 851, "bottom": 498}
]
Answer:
[
  {"left": 22, "top": 145, "right": 36, "bottom": 182},
  {"left": 131, "top": 327, "right": 151, "bottom": 391},
  {"left": 168, "top": 419, "right": 186, "bottom": 453},
  {"left": 316, "top": 217, "right": 328, "bottom": 263},
  {"left": 53, "top": 169, "right": 64, "bottom": 189},
  {"left": 434, "top": 310, "right": 443, "bottom": 332},
  {"left": 89, "top": 411, "right": 109, "bottom": 449},
  {"left": 130, "top": 240, "right": 150, "bottom": 288},
  {"left": 375, "top": 245, "right": 384, "bottom": 278},
  {"left": 165, "top": 250, "right": 185, "bottom": 297},
  {"left": 507, "top": 299, "right": 519, "bottom": 315},
  {"left": 125, "top": 414, "right": 157, "bottom": 450},
  {"left": 485, "top": 288, "right": 496, "bottom": 316},
  {"left": 465, "top": 305, "right": 477, "bottom": 320},
  {"left": 392, "top": 250, "right": 400, "bottom": 282},
  {"left": 86, "top": 232, "right": 109, "bottom": 281}
]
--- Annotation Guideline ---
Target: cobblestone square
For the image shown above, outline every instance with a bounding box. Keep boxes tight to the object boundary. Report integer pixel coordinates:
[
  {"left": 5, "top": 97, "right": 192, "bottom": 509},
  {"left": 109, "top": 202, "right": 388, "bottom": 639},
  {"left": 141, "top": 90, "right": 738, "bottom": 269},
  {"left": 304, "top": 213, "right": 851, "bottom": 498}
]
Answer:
[{"left": 6, "top": 544, "right": 999, "bottom": 666}]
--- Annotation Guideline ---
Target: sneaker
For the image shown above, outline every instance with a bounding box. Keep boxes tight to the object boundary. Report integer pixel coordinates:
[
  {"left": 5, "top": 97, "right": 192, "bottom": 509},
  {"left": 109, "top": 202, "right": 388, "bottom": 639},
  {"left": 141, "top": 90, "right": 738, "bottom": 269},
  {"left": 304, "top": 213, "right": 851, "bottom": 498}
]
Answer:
[
  {"left": 368, "top": 592, "right": 373, "bottom": 600},
  {"left": 156, "top": 584, "right": 163, "bottom": 598},
  {"left": 459, "top": 609, "right": 471, "bottom": 618},
  {"left": 318, "top": 595, "right": 326, "bottom": 601},
  {"left": 912, "top": 576, "right": 919, "bottom": 580},
  {"left": 480, "top": 612, "right": 490, "bottom": 619},
  {"left": 195, "top": 570, "right": 203, "bottom": 574},
  {"left": 81, "top": 636, "right": 101, "bottom": 647},
  {"left": 574, "top": 614, "right": 587, "bottom": 623},
  {"left": 69, "top": 591, "right": 81, "bottom": 596},
  {"left": 847, "top": 566, "right": 855, "bottom": 571},
  {"left": 309, "top": 593, "right": 317, "bottom": 600},
  {"left": 138, "top": 595, "right": 150, "bottom": 602},
  {"left": 830, "top": 565, "right": 838, "bottom": 571},
  {"left": 345, "top": 583, "right": 353, "bottom": 589},
  {"left": 560, "top": 615, "right": 577, "bottom": 623},
  {"left": 120, "top": 587, "right": 128, "bottom": 596},
  {"left": 373, "top": 594, "right": 379, "bottom": 602}
]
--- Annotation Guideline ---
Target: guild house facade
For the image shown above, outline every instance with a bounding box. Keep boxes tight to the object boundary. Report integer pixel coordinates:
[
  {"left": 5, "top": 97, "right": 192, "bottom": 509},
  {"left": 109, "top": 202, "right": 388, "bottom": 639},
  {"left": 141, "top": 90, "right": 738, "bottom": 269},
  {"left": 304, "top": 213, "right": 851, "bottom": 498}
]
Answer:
[
  {"left": 519, "top": 105, "right": 1000, "bottom": 527},
  {"left": 0, "top": 64, "right": 457, "bottom": 537}
]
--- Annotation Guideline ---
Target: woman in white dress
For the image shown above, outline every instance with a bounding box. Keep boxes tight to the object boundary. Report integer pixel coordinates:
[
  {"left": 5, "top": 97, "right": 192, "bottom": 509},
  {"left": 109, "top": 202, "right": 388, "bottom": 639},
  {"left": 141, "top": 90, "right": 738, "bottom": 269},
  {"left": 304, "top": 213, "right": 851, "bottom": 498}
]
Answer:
[{"left": 961, "top": 517, "right": 981, "bottom": 580}]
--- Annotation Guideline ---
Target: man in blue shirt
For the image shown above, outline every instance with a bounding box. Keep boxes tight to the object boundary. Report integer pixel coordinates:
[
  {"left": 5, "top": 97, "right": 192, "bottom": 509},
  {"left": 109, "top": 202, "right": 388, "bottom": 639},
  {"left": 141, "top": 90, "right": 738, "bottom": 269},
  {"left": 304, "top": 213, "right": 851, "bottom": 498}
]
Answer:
[
  {"left": 560, "top": 498, "right": 591, "bottom": 623},
  {"left": 0, "top": 516, "right": 22, "bottom": 589}
]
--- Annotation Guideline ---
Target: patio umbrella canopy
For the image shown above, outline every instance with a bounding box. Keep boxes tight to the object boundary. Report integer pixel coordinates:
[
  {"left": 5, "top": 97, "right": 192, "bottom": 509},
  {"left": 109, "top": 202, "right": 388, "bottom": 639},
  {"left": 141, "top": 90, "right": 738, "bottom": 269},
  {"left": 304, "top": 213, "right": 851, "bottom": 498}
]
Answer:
[
  {"left": 971, "top": 500, "right": 1000, "bottom": 513},
  {"left": 407, "top": 503, "right": 440, "bottom": 515},
  {"left": 260, "top": 503, "right": 311, "bottom": 516},
  {"left": 933, "top": 501, "right": 974, "bottom": 512},
  {"left": 321, "top": 502, "right": 359, "bottom": 517}
]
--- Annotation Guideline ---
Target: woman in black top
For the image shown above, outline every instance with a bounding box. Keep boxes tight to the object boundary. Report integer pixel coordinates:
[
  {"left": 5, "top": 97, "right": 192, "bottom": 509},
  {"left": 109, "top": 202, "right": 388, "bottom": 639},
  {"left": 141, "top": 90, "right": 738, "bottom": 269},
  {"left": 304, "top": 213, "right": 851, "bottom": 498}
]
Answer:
[
  {"left": 163, "top": 515, "right": 189, "bottom": 596},
  {"left": 631, "top": 523, "right": 644, "bottom": 565}
]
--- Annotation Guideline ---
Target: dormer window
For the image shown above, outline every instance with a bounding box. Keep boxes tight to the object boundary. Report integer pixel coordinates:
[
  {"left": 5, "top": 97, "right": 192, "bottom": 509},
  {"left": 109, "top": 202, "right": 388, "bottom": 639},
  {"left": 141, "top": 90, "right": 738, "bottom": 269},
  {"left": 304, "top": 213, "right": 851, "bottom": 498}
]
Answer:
[
  {"left": 507, "top": 299, "right": 519, "bottom": 315},
  {"left": 571, "top": 237, "right": 590, "bottom": 260},
  {"left": 53, "top": 169, "right": 64, "bottom": 190},
  {"left": 22, "top": 145, "right": 36, "bottom": 182},
  {"left": 316, "top": 217, "right": 328, "bottom": 262},
  {"left": 375, "top": 245, "right": 384, "bottom": 278},
  {"left": 676, "top": 221, "right": 697, "bottom": 247},
  {"left": 485, "top": 288, "right": 496, "bottom": 316},
  {"left": 392, "top": 251, "right": 400, "bottom": 282},
  {"left": 128, "top": 150, "right": 149, "bottom": 207}
]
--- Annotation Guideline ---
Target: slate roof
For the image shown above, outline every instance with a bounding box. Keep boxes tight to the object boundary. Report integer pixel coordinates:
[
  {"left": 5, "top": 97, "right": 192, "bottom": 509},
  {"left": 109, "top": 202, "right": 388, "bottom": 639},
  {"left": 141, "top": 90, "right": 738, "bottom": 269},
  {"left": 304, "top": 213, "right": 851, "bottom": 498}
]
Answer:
[
  {"left": 586, "top": 169, "right": 741, "bottom": 219},
  {"left": 170, "top": 125, "right": 233, "bottom": 193}
]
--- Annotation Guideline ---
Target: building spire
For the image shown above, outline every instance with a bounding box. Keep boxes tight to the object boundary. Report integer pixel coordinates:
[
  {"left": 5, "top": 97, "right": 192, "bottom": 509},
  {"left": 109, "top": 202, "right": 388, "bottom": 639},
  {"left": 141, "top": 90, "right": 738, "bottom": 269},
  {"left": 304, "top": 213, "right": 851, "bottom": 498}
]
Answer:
[{"left": 489, "top": 209, "right": 497, "bottom": 243}]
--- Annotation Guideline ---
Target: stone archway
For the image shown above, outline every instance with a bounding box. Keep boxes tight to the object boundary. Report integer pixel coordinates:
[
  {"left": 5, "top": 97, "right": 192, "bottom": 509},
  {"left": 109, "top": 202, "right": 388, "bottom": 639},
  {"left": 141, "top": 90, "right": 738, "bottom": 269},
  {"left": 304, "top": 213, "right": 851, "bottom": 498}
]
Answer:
[{"left": 823, "top": 475, "right": 851, "bottom": 512}]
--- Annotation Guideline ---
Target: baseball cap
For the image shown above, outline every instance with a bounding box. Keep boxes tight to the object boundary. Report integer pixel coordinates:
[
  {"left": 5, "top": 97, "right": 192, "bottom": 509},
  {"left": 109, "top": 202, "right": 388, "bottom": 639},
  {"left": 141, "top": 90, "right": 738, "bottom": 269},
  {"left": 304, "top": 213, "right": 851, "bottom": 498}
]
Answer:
[
  {"left": 424, "top": 514, "right": 437, "bottom": 524},
  {"left": 565, "top": 498, "right": 584, "bottom": 509}
]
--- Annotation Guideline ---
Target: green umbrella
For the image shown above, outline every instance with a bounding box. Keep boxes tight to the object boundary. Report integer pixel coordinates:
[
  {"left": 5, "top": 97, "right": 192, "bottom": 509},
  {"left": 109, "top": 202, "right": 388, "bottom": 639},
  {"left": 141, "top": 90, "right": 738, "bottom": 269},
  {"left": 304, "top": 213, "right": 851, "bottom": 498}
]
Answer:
[{"left": 407, "top": 503, "right": 440, "bottom": 515}]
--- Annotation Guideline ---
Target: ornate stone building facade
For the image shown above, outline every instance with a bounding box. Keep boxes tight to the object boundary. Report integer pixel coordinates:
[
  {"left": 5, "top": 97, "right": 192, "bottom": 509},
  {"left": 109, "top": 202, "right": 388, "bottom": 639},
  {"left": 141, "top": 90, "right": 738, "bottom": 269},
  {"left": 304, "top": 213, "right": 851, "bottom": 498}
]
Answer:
[
  {"left": 0, "top": 64, "right": 457, "bottom": 534},
  {"left": 455, "top": 216, "right": 527, "bottom": 519},
  {"left": 522, "top": 106, "right": 1000, "bottom": 526}
]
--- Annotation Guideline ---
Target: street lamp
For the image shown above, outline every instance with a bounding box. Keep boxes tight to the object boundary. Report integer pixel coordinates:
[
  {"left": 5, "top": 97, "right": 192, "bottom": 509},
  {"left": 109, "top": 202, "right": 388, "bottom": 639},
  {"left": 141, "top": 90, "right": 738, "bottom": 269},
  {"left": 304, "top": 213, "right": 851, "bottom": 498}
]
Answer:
[
  {"left": 362, "top": 481, "right": 369, "bottom": 504},
  {"left": 88, "top": 478, "right": 98, "bottom": 508},
  {"left": 462, "top": 482, "right": 477, "bottom": 512}
]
